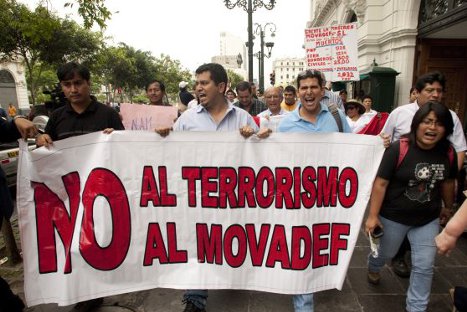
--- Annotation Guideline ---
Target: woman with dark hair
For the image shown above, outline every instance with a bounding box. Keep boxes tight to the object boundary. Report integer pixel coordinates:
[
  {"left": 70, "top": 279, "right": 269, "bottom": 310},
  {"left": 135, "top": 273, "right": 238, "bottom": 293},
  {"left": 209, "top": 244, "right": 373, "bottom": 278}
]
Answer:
[{"left": 365, "top": 101, "right": 456, "bottom": 312}]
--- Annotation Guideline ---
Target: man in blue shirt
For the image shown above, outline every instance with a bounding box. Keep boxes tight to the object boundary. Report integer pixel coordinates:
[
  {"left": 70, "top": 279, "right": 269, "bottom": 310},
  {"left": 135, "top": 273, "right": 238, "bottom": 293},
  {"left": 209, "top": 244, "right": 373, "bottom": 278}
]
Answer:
[
  {"left": 156, "top": 63, "right": 269, "bottom": 312},
  {"left": 278, "top": 69, "right": 350, "bottom": 312},
  {"left": 278, "top": 69, "right": 350, "bottom": 134}
]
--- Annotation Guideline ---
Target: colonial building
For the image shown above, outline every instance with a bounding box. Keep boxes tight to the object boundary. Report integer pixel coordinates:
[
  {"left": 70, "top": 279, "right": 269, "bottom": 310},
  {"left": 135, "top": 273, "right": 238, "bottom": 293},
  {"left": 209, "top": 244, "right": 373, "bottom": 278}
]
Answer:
[
  {"left": 211, "top": 32, "right": 248, "bottom": 80},
  {"left": 0, "top": 60, "right": 29, "bottom": 113},
  {"left": 272, "top": 57, "right": 307, "bottom": 87},
  {"left": 309, "top": 0, "right": 467, "bottom": 124}
]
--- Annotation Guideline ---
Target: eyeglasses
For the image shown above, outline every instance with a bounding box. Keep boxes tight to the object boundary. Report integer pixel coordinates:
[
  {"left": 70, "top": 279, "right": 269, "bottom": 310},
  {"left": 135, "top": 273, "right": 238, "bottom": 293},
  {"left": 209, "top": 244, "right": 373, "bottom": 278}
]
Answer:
[
  {"left": 265, "top": 95, "right": 281, "bottom": 100},
  {"left": 421, "top": 118, "right": 443, "bottom": 127}
]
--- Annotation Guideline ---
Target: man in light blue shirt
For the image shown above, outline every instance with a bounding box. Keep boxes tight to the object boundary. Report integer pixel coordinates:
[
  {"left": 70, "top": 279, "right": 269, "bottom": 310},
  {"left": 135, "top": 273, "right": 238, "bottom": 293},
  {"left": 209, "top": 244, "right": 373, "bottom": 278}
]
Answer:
[
  {"left": 156, "top": 63, "right": 267, "bottom": 312},
  {"left": 278, "top": 69, "right": 350, "bottom": 134},
  {"left": 278, "top": 69, "right": 350, "bottom": 312}
]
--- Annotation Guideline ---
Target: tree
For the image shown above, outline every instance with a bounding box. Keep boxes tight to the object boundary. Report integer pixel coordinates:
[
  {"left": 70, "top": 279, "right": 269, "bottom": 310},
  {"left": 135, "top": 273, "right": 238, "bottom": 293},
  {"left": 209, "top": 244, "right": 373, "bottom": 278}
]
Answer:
[
  {"left": 0, "top": 0, "right": 103, "bottom": 104},
  {"left": 63, "top": 0, "right": 111, "bottom": 29},
  {"left": 227, "top": 69, "right": 244, "bottom": 90},
  {"left": 153, "top": 54, "right": 192, "bottom": 97}
]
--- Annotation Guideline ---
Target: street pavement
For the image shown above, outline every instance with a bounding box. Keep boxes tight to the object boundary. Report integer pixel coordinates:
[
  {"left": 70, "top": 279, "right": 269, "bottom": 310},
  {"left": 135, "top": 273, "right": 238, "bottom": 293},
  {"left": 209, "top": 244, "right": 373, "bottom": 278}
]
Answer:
[{"left": 1, "top": 216, "right": 466, "bottom": 312}]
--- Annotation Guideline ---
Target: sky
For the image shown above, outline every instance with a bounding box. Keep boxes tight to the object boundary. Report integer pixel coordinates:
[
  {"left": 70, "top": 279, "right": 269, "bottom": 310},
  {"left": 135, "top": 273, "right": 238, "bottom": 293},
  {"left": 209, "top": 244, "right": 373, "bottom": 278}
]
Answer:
[{"left": 23, "top": 0, "right": 311, "bottom": 80}]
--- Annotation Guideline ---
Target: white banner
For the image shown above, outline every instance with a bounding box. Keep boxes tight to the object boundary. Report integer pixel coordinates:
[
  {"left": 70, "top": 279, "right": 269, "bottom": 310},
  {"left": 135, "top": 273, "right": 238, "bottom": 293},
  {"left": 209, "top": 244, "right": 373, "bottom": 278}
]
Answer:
[
  {"left": 304, "top": 23, "right": 359, "bottom": 82},
  {"left": 17, "top": 131, "right": 384, "bottom": 306}
]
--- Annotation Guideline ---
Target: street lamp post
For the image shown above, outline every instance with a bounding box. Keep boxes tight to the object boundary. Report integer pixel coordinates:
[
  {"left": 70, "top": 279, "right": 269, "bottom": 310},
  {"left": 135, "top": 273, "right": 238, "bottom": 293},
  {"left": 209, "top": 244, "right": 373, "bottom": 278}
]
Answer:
[
  {"left": 254, "top": 22, "right": 276, "bottom": 91},
  {"left": 223, "top": 0, "right": 276, "bottom": 83}
]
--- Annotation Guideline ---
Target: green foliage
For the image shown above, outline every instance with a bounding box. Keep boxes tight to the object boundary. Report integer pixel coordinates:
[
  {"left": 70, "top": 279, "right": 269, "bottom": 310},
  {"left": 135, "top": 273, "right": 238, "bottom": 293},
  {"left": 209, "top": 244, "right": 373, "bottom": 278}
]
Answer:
[
  {"left": 227, "top": 69, "right": 244, "bottom": 89},
  {"left": 0, "top": 1, "right": 195, "bottom": 107},
  {"left": 0, "top": 0, "right": 104, "bottom": 104},
  {"left": 153, "top": 54, "right": 192, "bottom": 97},
  {"left": 64, "top": 0, "right": 111, "bottom": 29}
]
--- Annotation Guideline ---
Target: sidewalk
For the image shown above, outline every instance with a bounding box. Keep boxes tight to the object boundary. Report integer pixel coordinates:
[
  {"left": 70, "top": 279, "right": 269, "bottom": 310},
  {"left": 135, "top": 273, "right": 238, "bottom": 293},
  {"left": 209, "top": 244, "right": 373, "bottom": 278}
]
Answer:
[{"left": 2, "top": 216, "right": 466, "bottom": 312}]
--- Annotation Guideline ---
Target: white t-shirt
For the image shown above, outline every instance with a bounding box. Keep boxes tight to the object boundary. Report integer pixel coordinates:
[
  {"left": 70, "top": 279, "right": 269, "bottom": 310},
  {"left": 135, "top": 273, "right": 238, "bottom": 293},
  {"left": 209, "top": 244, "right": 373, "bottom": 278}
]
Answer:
[{"left": 381, "top": 101, "right": 467, "bottom": 152}]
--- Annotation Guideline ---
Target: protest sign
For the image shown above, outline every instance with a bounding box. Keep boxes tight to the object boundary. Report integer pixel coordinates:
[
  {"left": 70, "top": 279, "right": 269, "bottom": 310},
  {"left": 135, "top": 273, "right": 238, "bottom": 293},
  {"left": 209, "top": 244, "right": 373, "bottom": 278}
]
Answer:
[
  {"left": 304, "top": 22, "right": 359, "bottom": 82},
  {"left": 17, "top": 131, "right": 384, "bottom": 306},
  {"left": 120, "top": 103, "right": 178, "bottom": 130}
]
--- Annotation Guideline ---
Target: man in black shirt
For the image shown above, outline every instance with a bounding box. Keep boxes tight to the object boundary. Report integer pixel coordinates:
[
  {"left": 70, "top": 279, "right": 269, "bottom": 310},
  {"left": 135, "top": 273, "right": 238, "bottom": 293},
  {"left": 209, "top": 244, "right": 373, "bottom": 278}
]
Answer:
[
  {"left": 35, "top": 62, "right": 123, "bottom": 311},
  {"left": 36, "top": 62, "right": 124, "bottom": 147}
]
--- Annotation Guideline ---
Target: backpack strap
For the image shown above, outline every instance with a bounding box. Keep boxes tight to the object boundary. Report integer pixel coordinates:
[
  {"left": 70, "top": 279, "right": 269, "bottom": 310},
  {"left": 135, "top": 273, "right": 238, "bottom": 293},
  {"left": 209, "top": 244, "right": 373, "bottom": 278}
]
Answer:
[
  {"left": 327, "top": 102, "right": 343, "bottom": 133},
  {"left": 398, "top": 138, "right": 455, "bottom": 169},
  {"left": 397, "top": 138, "right": 409, "bottom": 169},
  {"left": 448, "top": 145, "right": 455, "bottom": 167}
]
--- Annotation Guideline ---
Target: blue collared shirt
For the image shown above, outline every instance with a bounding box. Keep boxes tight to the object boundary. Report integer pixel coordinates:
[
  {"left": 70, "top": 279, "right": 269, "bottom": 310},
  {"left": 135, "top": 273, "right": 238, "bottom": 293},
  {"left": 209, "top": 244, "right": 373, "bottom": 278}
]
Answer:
[
  {"left": 277, "top": 103, "right": 351, "bottom": 133},
  {"left": 174, "top": 102, "right": 259, "bottom": 132}
]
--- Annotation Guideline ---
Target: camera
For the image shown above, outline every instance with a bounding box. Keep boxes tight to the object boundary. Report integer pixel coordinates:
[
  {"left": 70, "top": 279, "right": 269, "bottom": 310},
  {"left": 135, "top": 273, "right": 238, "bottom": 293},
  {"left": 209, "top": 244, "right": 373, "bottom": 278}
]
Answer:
[
  {"left": 43, "top": 83, "right": 67, "bottom": 112},
  {"left": 371, "top": 226, "right": 384, "bottom": 238}
]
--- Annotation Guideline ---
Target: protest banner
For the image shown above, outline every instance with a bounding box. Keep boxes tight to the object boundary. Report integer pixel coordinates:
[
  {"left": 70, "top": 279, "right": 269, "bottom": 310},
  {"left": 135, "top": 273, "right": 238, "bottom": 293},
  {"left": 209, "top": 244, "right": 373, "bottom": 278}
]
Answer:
[
  {"left": 120, "top": 103, "right": 178, "bottom": 130},
  {"left": 17, "top": 131, "right": 384, "bottom": 306},
  {"left": 304, "top": 22, "right": 359, "bottom": 82}
]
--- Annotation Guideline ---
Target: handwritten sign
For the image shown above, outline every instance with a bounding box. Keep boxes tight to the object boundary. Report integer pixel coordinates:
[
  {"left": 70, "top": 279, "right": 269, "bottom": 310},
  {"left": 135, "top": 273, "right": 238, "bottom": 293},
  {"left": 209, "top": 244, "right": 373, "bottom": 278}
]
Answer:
[
  {"left": 304, "top": 23, "right": 359, "bottom": 82},
  {"left": 120, "top": 103, "right": 178, "bottom": 130}
]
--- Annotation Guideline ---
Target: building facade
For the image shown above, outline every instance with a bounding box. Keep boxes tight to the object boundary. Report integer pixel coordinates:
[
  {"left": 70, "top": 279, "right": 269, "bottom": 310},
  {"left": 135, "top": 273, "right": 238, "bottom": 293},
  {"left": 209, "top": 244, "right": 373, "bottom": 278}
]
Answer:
[
  {"left": 211, "top": 32, "right": 248, "bottom": 80},
  {"left": 272, "top": 57, "right": 307, "bottom": 87},
  {"left": 309, "top": 0, "right": 467, "bottom": 124},
  {"left": 0, "top": 60, "right": 29, "bottom": 113}
]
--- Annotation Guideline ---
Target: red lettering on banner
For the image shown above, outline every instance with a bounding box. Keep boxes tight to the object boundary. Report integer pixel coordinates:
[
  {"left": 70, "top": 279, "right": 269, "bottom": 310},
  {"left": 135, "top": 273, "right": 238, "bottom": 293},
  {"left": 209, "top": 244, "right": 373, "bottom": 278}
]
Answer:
[
  {"left": 301, "top": 167, "right": 317, "bottom": 208},
  {"left": 181, "top": 166, "right": 358, "bottom": 209},
  {"left": 265, "top": 225, "right": 291, "bottom": 269},
  {"left": 219, "top": 167, "right": 238, "bottom": 208},
  {"left": 317, "top": 167, "right": 338, "bottom": 207},
  {"left": 33, "top": 172, "right": 81, "bottom": 274},
  {"left": 246, "top": 224, "right": 270, "bottom": 266},
  {"left": 80, "top": 168, "right": 131, "bottom": 270},
  {"left": 338, "top": 167, "right": 358, "bottom": 208},
  {"left": 143, "top": 222, "right": 187, "bottom": 265},
  {"left": 182, "top": 167, "right": 201, "bottom": 207},
  {"left": 291, "top": 226, "right": 312, "bottom": 270},
  {"left": 196, "top": 223, "right": 350, "bottom": 270},
  {"left": 197, "top": 223, "right": 223, "bottom": 264},
  {"left": 255, "top": 167, "right": 275, "bottom": 208},
  {"left": 140, "top": 166, "right": 177, "bottom": 207},
  {"left": 275, "top": 168, "right": 294, "bottom": 209},
  {"left": 33, "top": 168, "right": 132, "bottom": 273},
  {"left": 312, "top": 223, "right": 330, "bottom": 268},
  {"left": 237, "top": 167, "right": 257, "bottom": 207},
  {"left": 201, "top": 167, "right": 218, "bottom": 208},
  {"left": 223, "top": 225, "right": 247, "bottom": 268},
  {"left": 330, "top": 223, "right": 350, "bottom": 265}
]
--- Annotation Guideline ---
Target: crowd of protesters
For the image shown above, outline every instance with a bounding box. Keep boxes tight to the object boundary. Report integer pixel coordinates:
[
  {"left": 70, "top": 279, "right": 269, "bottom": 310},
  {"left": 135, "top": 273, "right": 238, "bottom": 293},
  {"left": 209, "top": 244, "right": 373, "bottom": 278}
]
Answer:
[{"left": 1, "top": 61, "right": 466, "bottom": 312}]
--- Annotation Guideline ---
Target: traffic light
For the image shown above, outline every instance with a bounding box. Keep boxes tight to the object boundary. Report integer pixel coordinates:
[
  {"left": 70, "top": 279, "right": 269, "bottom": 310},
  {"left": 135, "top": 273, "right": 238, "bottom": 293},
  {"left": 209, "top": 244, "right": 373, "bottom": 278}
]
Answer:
[{"left": 269, "top": 71, "right": 275, "bottom": 86}]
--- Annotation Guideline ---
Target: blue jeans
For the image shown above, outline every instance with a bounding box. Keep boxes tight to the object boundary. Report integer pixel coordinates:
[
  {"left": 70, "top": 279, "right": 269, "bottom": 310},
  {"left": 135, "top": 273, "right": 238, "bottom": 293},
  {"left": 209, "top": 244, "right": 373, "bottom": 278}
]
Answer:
[
  {"left": 184, "top": 290, "right": 314, "bottom": 311},
  {"left": 368, "top": 216, "right": 439, "bottom": 312},
  {"left": 293, "top": 293, "right": 314, "bottom": 312},
  {"left": 183, "top": 289, "right": 207, "bottom": 309}
]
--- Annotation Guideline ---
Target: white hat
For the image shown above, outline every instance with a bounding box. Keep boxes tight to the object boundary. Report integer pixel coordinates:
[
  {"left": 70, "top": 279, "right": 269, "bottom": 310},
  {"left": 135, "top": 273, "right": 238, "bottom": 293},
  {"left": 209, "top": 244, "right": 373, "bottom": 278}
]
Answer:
[{"left": 179, "top": 81, "right": 188, "bottom": 89}]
